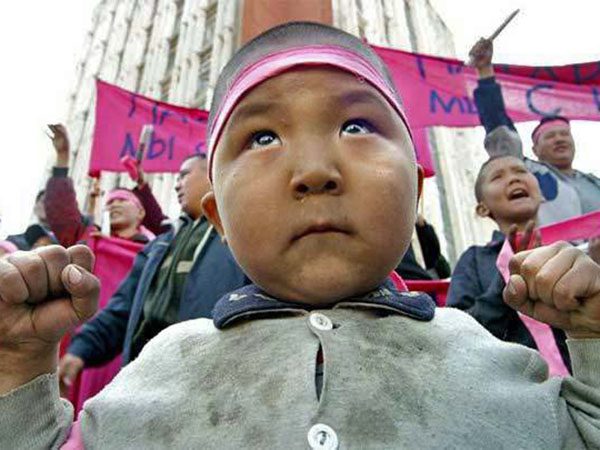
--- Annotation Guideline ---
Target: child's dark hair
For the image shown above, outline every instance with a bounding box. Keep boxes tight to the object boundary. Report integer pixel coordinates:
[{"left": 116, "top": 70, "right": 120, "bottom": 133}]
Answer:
[{"left": 207, "top": 21, "right": 403, "bottom": 140}]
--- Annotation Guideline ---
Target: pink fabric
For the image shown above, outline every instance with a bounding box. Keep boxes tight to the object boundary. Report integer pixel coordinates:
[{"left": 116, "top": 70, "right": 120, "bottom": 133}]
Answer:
[
  {"left": 389, "top": 271, "right": 408, "bottom": 291},
  {"left": 538, "top": 209, "right": 600, "bottom": 244},
  {"left": 67, "top": 235, "right": 144, "bottom": 415},
  {"left": 0, "top": 240, "right": 18, "bottom": 254},
  {"left": 496, "top": 239, "right": 570, "bottom": 377},
  {"left": 405, "top": 280, "right": 450, "bottom": 306},
  {"left": 207, "top": 45, "right": 413, "bottom": 181},
  {"left": 138, "top": 225, "right": 156, "bottom": 241},
  {"left": 89, "top": 80, "right": 208, "bottom": 176},
  {"left": 372, "top": 45, "right": 600, "bottom": 129},
  {"left": 106, "top": 189, "right": 144, "bottom": 212},
  {"left": 60, "top": 421, "right": 83, "bottom": 450},
  {"left": 532, "top": 119, "right": 571, "bottom": 144}
]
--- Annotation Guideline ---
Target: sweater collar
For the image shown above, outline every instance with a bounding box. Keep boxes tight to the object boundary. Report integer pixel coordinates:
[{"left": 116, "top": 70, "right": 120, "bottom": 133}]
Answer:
[{"left": 212, "top": 278, "right": 435, "bottom": 329}]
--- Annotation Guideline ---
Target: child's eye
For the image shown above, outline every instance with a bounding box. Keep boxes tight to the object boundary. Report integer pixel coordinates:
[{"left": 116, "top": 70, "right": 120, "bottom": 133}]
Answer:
[
  {"left": 340, "top": 119, "right": 374, "bottom": 136},
  {"left": 247, "top": 130, "right": 281, "bottom": 150}
]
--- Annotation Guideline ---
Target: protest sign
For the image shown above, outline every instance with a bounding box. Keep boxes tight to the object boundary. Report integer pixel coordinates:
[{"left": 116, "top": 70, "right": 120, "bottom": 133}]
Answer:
[
  {"left": 90, "top": 49, "right": 600, "bottom": 177},
  {"left": 89, "top": 80, "right": 208, "bottom": 176}
]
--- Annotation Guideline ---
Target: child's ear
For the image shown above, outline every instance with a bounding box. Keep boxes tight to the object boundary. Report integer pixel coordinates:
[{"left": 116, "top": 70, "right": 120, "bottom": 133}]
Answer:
[
  {"left": 201, "top": 190, "right": 226, "bottom": 239},
  {"left": 416, "top": 165, "right": 424, "bottom": 204},
  {"left": 475, "top": 202, "right": 491, "bottom": 218}
]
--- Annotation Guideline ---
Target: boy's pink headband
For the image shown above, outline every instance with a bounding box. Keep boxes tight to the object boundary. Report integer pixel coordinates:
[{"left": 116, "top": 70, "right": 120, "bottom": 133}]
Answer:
[
  {"left": 207, "top": 45, "right": 413, "bottom": 181},
  {"left": 105, "top": 189, "right": 144, "bottom": 212},
  {"left": 532, "top": 119, "right": 571, "bottom": 144}
]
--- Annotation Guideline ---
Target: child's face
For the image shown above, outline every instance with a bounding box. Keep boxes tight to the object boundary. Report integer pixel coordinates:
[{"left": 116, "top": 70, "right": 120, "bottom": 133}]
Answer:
[
  {"left": 477, "top": 156, "right": 541, "bottom": 224},
  {"left": 203, "top": 68, "right": 419, "bottom": 304}
]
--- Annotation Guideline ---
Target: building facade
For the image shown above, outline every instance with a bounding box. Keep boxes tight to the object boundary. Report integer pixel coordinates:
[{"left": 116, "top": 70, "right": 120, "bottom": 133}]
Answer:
[{"left": 64, "top": 0, "right": 494, "bottom": 263}]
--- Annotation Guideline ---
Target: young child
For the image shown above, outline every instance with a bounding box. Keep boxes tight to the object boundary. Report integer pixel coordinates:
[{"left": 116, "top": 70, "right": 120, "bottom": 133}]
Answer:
[
  {"left": 1, "top": 23, "right": 600, "bottom": 449},
  {"left": 447, "top": 155, "right": 571, "bottom": 374}
]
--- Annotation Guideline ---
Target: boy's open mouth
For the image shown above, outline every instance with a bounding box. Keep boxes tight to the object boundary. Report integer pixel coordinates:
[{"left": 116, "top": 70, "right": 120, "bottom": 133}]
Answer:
[{"left": 506, "top": 187, "right": 530, "bottom": 201}]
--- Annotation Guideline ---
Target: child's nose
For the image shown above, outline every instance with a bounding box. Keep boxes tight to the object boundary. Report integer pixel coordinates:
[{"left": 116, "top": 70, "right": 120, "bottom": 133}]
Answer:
[{"left": 290, "top": 161, "right": 343, "bottom": 199}]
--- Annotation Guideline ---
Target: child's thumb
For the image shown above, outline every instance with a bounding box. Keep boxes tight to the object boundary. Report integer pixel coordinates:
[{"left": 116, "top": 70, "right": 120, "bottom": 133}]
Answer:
[{"left": 61, "top": 264, "right": 100, "bottom": 323}]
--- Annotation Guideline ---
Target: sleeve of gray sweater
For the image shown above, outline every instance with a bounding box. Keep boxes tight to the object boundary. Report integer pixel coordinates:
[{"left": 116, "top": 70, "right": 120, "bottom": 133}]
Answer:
[
  {"left": 0, "top": 373, "right": 73, "bottom": 449},
  {"left": 1, "top": 336, "right": 600, "bottom": 448},
  {"left": 557, "top": 340, "right": 600, "bottom": 449}
]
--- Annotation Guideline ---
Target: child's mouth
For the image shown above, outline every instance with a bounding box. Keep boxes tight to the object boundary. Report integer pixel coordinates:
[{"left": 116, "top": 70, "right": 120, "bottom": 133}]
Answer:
[
  {"left": 292, "top": 223, "right": 349, "bottom": 242},
  {"left": 507, "top": 188, "right": 530, "bottom": 201}
]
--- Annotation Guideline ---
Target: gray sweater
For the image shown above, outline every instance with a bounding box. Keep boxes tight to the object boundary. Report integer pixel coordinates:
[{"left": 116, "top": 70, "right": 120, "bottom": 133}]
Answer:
[{"left": 1, "top": 306, "right": 600, "bottom": 449}]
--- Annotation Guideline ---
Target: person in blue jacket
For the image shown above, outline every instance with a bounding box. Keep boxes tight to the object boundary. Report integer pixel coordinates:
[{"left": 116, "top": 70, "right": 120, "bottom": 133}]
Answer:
[{"left": 58, "top": 154, "right": 249, "bottom": 391}]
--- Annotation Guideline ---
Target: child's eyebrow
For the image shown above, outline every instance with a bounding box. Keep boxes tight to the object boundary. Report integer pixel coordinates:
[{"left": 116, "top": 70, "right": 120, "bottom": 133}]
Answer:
[
  {"left": 336, "top": 89, "right": 391, "bottom": 111},
  {"left": 229, "top": 100, "right": 283, "bottom": 124}
]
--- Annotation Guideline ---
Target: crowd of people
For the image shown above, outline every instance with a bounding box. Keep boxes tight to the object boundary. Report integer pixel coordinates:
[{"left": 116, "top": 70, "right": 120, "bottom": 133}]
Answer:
[{"left": 0, "top": 21, "right": 599, "bottom": 449}]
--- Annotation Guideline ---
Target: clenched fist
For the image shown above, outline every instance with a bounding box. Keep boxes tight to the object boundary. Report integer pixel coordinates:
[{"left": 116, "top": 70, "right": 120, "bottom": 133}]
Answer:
[
  {"left": 504, "top": 242, "right": 600, "bottom": 339},
  {"left": 468, "top": 38, "right": 494, "bottom": 78},
  {"left": 0, "top": 245, "right": 99, "bottom": 393}
]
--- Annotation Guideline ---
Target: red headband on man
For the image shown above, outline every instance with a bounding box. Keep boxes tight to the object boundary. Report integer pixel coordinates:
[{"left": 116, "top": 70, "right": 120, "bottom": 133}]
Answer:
[
  {"left": 531, "top": 117, "right": 570, "bottom": 144},
  {"left": 207, "top": 45, "right": 413, "bottom": 181},
  {"left": 105, "top": 189, "right": 144, "bottom": 212}
]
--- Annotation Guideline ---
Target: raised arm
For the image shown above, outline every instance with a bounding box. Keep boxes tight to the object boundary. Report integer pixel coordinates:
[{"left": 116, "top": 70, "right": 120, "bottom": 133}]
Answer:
[{"left": 44, "top": 124, "right": 91, "bottom": 247}]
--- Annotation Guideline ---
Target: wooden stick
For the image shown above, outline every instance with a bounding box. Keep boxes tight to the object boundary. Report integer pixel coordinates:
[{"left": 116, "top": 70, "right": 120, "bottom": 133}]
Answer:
[
  {"left": 488, "top": 9, "right": 520, "bottom": 41},
  {"left": 136, "top": 124, "right": 153, "bottom": 162}
]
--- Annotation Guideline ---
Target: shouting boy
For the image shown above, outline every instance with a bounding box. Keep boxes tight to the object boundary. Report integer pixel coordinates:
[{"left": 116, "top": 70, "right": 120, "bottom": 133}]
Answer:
[
  {"left": 447, "top": 155, "right": 572, "bottom": 375},
  {"left": 1, "top": 23, "right": 600, "bottom": 449}
]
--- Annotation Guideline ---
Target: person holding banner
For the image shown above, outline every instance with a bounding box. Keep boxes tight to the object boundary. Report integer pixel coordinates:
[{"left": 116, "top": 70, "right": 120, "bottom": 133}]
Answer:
[
  {"left": 43, "top": 124, "right": 157, "bottom": 247},
  {"left": 470, "top": 38, "right": 600, "bottom": 227},
  {"left": 448, "top": 155, "right": 571, "bottom": 374},
  {"left": 58, "top": 154, "right": 248, "bottom": 407}
]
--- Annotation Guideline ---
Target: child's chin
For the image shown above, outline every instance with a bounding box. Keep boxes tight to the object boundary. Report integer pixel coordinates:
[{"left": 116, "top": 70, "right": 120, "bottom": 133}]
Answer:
[{"left": 271, "top": 267, "right": 386, "bottom": 305}]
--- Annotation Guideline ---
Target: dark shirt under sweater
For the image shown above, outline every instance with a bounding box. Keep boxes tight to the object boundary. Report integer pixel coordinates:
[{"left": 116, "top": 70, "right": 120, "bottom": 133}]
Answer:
[{"left": 130, "top": 217, "right": 210, "bottom": 359}]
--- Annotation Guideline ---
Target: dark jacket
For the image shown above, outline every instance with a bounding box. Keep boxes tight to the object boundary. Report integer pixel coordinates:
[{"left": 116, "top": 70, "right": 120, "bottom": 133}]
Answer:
[
  {"left": 395, "top": 221, "right": 451, "bottom": 280},
  {"left": 68, "top": 226, "right": 249, "bottom": 366},
  {"left": 446, "top": 231, "right": 571, "bottom": 371}
]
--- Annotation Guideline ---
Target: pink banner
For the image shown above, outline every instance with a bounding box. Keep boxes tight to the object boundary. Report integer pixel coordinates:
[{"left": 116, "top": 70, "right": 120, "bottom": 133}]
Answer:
[
  {"left": 539, "top": 209, "right": 600, "bottom": 244},
  {"left": 89, "top": 80, "right": 208, "bottom": 176},
  {"left": 90, "top": 51, "right": 600, "bottom": 178},
  {"left": 68, "top": 235, "right": 144, "bottom": 414},
  {"left": 372, "top": 45, "right": 600, "bottom": 129}
]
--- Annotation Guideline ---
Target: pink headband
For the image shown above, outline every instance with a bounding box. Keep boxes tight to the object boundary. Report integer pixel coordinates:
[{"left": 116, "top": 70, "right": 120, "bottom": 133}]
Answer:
[
  {"left": 207, "top": 45, "right": 413, "bottom": 181},
  {"left": 0, "top": 240, "right": 18, "bottom": 254},
  {"left": 105, "top": 189, "right": 144, "bottom": 212},
  {"left": 532, "top": 119, "right": 570, "bottom": 144}
]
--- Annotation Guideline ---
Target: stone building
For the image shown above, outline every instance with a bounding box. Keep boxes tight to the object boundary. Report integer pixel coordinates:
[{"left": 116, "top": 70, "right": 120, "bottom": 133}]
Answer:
[{"left": 64, "top": 0, "right": 494, "bottom": 264}]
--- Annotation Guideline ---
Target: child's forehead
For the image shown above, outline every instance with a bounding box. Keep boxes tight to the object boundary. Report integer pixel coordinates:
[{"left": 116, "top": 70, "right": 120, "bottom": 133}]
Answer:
[
  {"left": 484, "top": 156, "right": 526, "bottom": 176},
  {"left": 229, "top": 68, "right": 392, "bottom": 120}
]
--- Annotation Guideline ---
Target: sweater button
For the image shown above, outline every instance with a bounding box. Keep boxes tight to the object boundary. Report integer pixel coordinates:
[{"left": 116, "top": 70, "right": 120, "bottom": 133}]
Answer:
[
  {"left": 309, "top": 313, "right": 333, "bottom": 331},
  {"left": 307, "top": 423, "right": 338, "bottom": 449}
]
